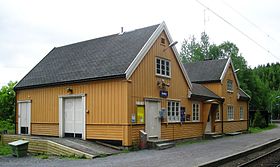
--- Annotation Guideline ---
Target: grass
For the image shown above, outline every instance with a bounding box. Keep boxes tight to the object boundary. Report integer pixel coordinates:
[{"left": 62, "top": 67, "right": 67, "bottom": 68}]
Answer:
[
  {"left": 249, "top": 123, "right": 277, "bottom": 133},
  {"left": 0, "top": 144, "right": 12, "bottom": 156},
  {"left": 34, "top": 153, "right": 49, "bottom": 159}
]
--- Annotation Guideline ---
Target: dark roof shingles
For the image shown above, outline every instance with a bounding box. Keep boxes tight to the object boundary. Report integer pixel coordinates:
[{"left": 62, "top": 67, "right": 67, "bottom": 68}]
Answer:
[
  {"left": 15, "top": 24, "right": 159, "bottom": 89},
  {"left": 191, "top": 83, "right": 221, "bottom": 100},
  {"left": 183, "top": 59, "right": 228, "bottom": 83}
]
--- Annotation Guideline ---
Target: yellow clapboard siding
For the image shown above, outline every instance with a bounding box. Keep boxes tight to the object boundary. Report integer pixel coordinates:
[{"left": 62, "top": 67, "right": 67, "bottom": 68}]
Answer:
[
  {"left": 16, "top": 79, "right": 128, "bottom": 125},
  {"left": 31, "top": 123, "right": 59, "bottom": 136},
  {"left": 161, "top": 123, "right": 203, "bottom": 140},
  {"left": 223, "top": 120, "right": 248, "bottom": 133},
  {"left": 86, "top": 124, "right": 124, "bottom": 140}
]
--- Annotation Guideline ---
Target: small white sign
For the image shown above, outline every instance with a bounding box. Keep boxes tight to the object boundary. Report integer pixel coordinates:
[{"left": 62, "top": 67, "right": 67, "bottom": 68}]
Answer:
[{"left": 136, "top": 101, "right": 144, "bottom": 105}]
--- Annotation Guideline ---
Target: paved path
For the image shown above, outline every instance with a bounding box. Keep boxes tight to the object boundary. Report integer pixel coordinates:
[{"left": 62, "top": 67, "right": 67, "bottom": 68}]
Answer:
[{"left": 1, "top": 124, "right": 280, "bottom": 167}]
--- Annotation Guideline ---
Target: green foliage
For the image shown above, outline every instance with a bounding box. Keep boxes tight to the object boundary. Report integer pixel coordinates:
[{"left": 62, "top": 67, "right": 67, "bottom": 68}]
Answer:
[
  {"left": 0, "top": 144, "right": 12, "bottom": 156},
  {"left": 0, "top": 81, "right": 17, "bottom": 123},
  {"left": 34, "top": 153, "right": 49, "bottom": 159},
  {"left": 0, "top": 120, "right": 15, "bottom": 133},
  {"left": 249, "top": 123, "right": 277, "bottom": 133},
  {"left": 252, "top": 111, "right": 267, "bottom": 128}
]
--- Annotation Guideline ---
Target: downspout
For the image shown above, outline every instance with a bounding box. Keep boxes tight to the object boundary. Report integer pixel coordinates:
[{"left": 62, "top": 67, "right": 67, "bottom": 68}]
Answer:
[
  {"left": 221, "top": 98, "right": 225, "bottom": 134},
  {"left": 247, "top": 100, "right": 250, "bottom": 131},
  {"left": 14, "top": 91, "right": 17, "bottom": 134}
]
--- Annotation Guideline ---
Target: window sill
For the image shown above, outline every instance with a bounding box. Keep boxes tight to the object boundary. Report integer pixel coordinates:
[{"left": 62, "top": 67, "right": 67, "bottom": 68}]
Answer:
[
  {"left": 156, "top": 74, "right": 171, "bottom": 79},
  {"left": 227, "top": 119, "right": 234, "bottom": 121},
  {"left": 227, "top": 90, "right": 234, "bottom": 93}
]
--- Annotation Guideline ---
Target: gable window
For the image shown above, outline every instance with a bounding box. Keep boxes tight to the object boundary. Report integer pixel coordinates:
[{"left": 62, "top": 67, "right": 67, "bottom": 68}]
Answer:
[
  {"left": 192, "top": 103, "right": 200, "bottom": 122},
  {"left": 227, "top": 80, "right": 233, "bottom": 92},
  {"left": 160, "top": 37, "right": 166, "bottom": 45},
  {"left": 240, "top": 106, "right": 244, "bottom": 120},
  {"left": 227, "top": 105, "right": 234, "bottom": 120},
  {"left": 156, "top": 57, "right": 171, "bottom": 77},
  {"left": 167, "top": 101, "right": 180, "bottom": 122}
]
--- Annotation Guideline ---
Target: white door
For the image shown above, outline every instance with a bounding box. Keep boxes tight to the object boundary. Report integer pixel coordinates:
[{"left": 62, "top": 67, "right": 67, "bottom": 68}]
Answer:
[
  {"left": 145, "top": 101, "right": 161, "bottom": 139},
  {"left": 64, "top": 97, "right": 83, "bottom": 137},
  {"left": 205, "top": 111, "right": 212, "bottom": 133},
  {"left": 18, "top": 101, "right": 31, "bottom": 135}
]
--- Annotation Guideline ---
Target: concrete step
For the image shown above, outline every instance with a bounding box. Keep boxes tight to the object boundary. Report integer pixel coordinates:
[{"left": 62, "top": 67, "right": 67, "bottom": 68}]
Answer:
[
  {"left": 156, "top": 142, "right": 175, "bottom": 150},
  {"left": 204, "top": 133, "right": 224, "bottom": 139},
  {"left": 147, "top": 139, "right": 174, "bottom": 149},
  {"left": 212, "top": 134, "right": 223, "bottom": 139},
  {"left": 148, "top": 136, "right": 159, "bottom": 140},
  {"left": 225, "top": 132, "right": 242, "bottom": 136}
]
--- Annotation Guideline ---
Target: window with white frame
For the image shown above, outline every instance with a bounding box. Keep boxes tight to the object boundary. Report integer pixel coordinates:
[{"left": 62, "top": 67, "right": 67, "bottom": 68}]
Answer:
[
  {"left": 227, "top": 105, "right": 234, "bottom": 120},
  {"left": 240, "top": 106, "right": 244, "bottom": 120},
  {"left": 227, "top": 80, "right": 233, "bottom": 92},
  {"left": 192, "top": 103, "right": 200, "bottom": 121},
  {"left": 216, "top": 109, "right": 220, "bottom": 120},
  {"left": 156, "top": 57, "right": 171, "bottom": 77},
  {"left": 167, "top": 101, "right": 180, "bottom": 122}
]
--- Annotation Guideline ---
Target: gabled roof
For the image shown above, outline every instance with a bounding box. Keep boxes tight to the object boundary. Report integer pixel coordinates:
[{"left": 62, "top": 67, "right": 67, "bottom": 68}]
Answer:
[
  {"left": 238, "top": 88, "right": 251, "bottom": 101},
  {"left": 15, "top": 22, "right": 193, "bottom": 90},
  {"left": 183, "top": 59, "right": 228, "bottom": 83},
  {"left": 191, "top": 83, "right": 221, "bottom": 101}
]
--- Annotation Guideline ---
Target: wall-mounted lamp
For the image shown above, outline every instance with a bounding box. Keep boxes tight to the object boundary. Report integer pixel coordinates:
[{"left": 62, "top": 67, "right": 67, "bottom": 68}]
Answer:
[
  {"left": 66, "top": 87, "right": 73, "bottom": 94},
  {"left": 234, "top": 69, "right": 240, "bottom": 73},
  {"left": 163, "top": 41, "right": 178, "bottom": 52}
]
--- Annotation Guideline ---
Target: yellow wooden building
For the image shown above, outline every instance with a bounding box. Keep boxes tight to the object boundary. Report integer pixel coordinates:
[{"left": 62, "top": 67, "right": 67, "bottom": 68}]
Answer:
[{"left": 15, "top": 22, "right": 250, "bottom": 146}]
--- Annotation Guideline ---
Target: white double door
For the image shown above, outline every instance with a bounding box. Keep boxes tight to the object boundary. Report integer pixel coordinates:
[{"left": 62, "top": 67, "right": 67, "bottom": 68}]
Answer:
[{"left": 64, "top": 97, "right": 83, "bottom": 137}]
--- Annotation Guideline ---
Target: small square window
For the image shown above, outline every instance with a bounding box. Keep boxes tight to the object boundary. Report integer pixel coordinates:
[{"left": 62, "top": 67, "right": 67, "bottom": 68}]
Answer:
[{"left": 161, "top": 37, "right": 166, "bottom": 45}]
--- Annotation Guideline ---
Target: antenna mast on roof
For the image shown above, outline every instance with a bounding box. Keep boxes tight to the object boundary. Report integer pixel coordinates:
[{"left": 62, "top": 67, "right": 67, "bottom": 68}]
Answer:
[{"left": 119, "top": 27, "right": 124, "bottom": 35}]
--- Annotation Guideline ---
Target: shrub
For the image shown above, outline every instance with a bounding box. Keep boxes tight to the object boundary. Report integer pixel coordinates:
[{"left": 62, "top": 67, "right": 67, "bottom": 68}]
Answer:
[
  {"left": 252, "top": 111, "right": 267, "bottom": 128},
  {"left": 0, "top": 120, "right": 14, "bottom": 131}
]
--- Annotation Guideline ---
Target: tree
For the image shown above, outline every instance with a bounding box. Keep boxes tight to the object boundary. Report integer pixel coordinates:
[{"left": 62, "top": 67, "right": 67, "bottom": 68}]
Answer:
[{"left": 0, "top": 81, "right": 17, "bottom": 123}]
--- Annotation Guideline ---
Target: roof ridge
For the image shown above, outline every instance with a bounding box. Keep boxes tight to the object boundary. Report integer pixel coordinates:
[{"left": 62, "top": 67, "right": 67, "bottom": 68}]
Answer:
[
  {"left": 185, "top": 58, "right": 229, "bottom": 65},
  {"left": 56, "top": 24, "right": 161, "bottom": 49}
]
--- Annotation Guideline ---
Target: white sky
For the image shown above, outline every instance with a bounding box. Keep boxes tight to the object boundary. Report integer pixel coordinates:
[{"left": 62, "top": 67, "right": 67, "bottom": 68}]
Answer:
[{"left": 1, "top": 0, "right": 280, "bottom": 87}]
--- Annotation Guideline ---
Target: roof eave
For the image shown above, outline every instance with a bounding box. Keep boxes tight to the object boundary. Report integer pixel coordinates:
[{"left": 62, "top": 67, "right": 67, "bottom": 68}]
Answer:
[
  {"left": 14, "top": 74, "right": 126, "bottom": 91},
  {"left": 192, "top": 80, "right": 221, "bottom": 84},
  {"left": 190, "top": 94, "right": 222, "bottom": 102}
]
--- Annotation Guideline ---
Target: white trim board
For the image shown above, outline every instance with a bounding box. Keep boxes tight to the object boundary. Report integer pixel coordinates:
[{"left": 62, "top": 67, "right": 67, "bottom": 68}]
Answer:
[{"left": 220, "top": 57, "right": 240, "bottom": 88}]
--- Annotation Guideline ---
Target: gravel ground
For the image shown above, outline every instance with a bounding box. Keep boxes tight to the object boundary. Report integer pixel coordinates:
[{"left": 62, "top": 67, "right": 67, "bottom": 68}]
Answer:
[
  {"left": 219, "top": 142, "right": 280, "bottom": 167},
  {"left": 1, "top": 124, "right": 280, "bottom": 167},
  {"left": 246, "top": 149, "right": 280, "bottom": 167}
]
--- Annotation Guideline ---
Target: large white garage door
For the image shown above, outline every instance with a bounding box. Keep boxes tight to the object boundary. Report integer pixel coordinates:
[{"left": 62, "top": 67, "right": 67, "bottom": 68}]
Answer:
[{"left": 64, "top": 97, "right": 83, "bottom": 138}]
